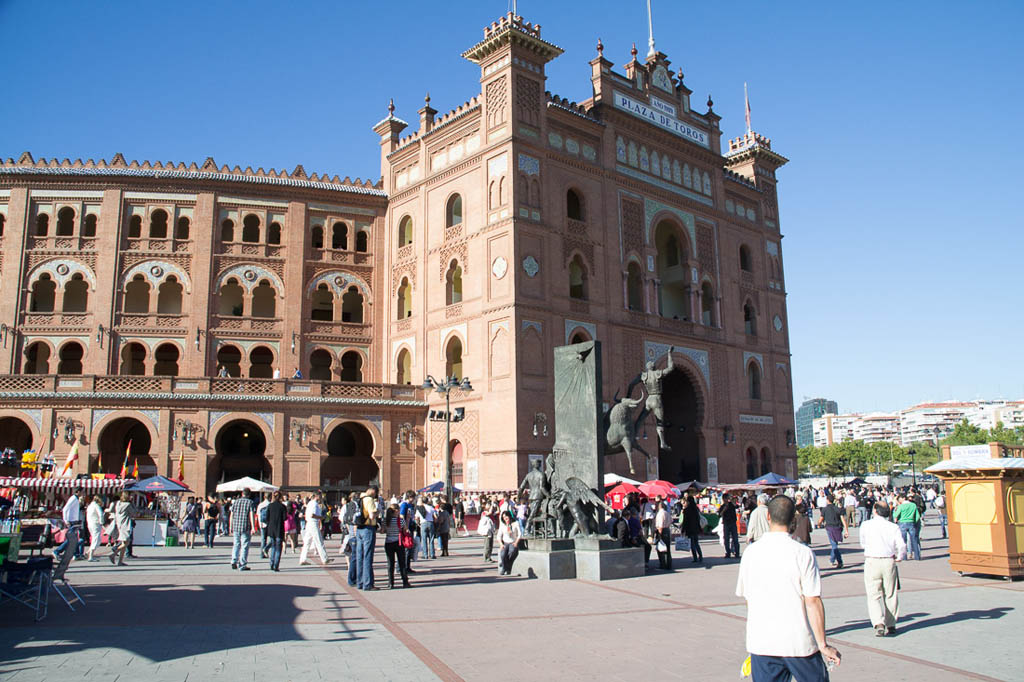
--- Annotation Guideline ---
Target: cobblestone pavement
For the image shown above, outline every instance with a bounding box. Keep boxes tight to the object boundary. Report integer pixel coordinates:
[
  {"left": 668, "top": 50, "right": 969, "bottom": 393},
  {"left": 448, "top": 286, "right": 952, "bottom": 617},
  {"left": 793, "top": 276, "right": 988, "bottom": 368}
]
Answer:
[{"left": 1, "top": 512, "right": 1020, "bottom": 681}]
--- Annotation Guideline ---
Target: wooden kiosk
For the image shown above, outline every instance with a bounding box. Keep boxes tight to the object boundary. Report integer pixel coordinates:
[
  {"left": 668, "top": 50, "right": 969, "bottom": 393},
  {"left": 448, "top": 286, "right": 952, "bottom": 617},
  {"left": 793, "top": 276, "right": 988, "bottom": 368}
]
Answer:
[{"left": 926, "top": 443, "right": 1024, "bottom": 580}]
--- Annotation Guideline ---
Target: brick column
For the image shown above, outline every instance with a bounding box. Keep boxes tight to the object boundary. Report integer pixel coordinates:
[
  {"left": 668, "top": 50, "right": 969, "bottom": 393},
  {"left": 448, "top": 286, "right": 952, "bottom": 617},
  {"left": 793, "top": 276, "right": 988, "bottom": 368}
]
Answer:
[
  {"left": 0, "top": 189, "right": 29, "bottom": 372},
  {"left": 86, "top": 189, "right": 124, "bottom": 375},
  {"left": 281, "top": 201, "right": 307, "bottom": 377},
  {"left": 186, "top": 193, "right": 216, "bottom": 376}
]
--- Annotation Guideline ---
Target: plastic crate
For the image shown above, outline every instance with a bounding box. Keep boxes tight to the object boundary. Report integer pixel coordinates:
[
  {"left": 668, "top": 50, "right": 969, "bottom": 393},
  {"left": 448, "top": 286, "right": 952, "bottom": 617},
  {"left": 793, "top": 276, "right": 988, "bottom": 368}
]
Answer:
[{"left": 164, "top": 536, "right": 178, "bottom": 547}]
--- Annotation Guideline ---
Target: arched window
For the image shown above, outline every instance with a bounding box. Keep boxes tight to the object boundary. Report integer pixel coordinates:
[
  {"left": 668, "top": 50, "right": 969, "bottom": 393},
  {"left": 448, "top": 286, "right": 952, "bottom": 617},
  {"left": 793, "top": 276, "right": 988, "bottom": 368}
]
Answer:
[
  {"left": 568, "top": 255, "right": 588, "bottom": 300},
  {"left": 175, "top": 216, "right": 190, "bottom": 240},
  {"left": 747, "top": 361, "right": 762, "bottom": 400},
  {"left": 445, "top": 195, "right": 463, "bottom": 228},
  {"left": 220, "top": 219, "right": 234, "bottom": 242},
  {"left": 56, "top": 207, "right": 75, "bottom": 236},
  {"left": 396, "top": 277, "right": 412, "bottom": 319},
  {"left": 355, "top": 230, "right": 368, "bottom": 253},
  {"left": 30, "top": 274, "right": 56, "bottom": 312},
  {"left": 242, "top": 214, "right": 260, "bottom": 243},
  {"left": 311, "top": 283, "right": 333, "bottom": 321},
  {"left": 0, "top": 213, "right": 6, "bottom": 237},
  {"left": 340, "top": 351, "right": 362, "bottom": 382},
  {"left": 311, "top": 225, "right": 324, "bottom": 249},
  {"left": 153, "top": 343, "right": 180, "bottom": 376},
  {"left": 445, "top": 336, "right": 463, "bottom": 381},
  {"left": 745, "top": 447, "right": 757, "bottom": 481},
  {"left": 36, "top": 213, "right": 50, "bottom": 236},
  {"left": 124, "top": 275, "right": 150, "bottom": 313},
  {"left": 149, "top": 209, "right": 168, "bottom": 239},
  {"left": 62, "top": 273, "right": 89, "bottom": 313},
  {"left": 445, "top": 260, "right": 463, "bottom": 305},
  {"left": 655, "top": 220, "right": 688, "bottom": 318},
  {"left": 127, "top": 215, "right": 142, "bottom": 239},
  {"left": 341, "top": 286, "right": 363, "bottom": 323},
  {"left": 249, "top": 346, "right": 274, "bottom": 378},
  {"left": 57, "top": 342, "right": 84, "bottom": 375},
  {"left": 120, "top": 342, "right": 147, "bottom": 375},
  {"left": 396, "top": 348, "right": 411, "bottom": 385},
  {"left": 310, "top": 349, "right": 333, "bottom": 381},
  {"left": 739, "top": 244, "right": 753, "bottom": 272},
  {"left": 332, "top": 222, "right": 347, "bottom": 250},
  {"left": 157, "top": 276, "right": 183, "bottom": 314},
  {"left": 626, "top": 262, "right": 643, "bottom": 311},
  {"left": 216, "top": 345, "right": 241, "bottom": 377},
  {"left": 744, "top": 302, "right": 757, "bottom": 336},
  {"left": 569, "top": 330, "right": 591, "bottom": 345},
  {"left": 24, "top": 342, "right": 50, "bottom": 374},
  {"left": 267, "top": 222, "right": 281, "bottom": 245},
  {"left": 219, "top": 278, "right": 244, "bottom": 317},
  {"left": 566, "top": 189, "right": 583, "bottom": 221},
  {"left": 760, "top": 447, "right": 772, "bottom": 476},
  {"left": 251, "top": 280, "right": 276, "bottom": 318},
  {"left": 701, "top": 282, "right": 715, "bottom": 326},
  {"left": 82, "top": 214, "right": 97, "bottom": 237},
  {"left": 397, "top": 216, "right": 413, "bottom": 247}
]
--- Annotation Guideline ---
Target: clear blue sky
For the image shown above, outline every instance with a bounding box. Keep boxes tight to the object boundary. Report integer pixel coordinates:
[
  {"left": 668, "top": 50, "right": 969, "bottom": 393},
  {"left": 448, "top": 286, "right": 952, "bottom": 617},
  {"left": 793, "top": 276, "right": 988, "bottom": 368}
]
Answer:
[{"left": 3, "top": 1, "right": 1021, "bottom": 414}]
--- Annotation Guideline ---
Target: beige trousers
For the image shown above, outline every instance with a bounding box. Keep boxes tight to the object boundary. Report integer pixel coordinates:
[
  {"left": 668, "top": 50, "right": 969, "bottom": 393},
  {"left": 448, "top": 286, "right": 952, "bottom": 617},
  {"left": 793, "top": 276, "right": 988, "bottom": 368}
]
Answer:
[{"left": 864, "top": 557, "right": 899, "bottom": 628}]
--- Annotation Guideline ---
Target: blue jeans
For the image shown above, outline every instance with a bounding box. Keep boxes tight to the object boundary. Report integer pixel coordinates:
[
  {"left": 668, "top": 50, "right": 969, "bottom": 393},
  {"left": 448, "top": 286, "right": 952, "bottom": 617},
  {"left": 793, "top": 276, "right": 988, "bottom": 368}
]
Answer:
[
  {"left": 750, "top": 652, "right": 829, "bottom": 682},
  {"left": 347, "top": 533, "right": 361, "bottom": 586},
  {"left": 939, "top": 513, "right": 947, "bottom": 538},
  {"left": 899, "top": 521, "right": 921, "bottom": 560},
  {"left": 204, "top": 521, "right": 217, "bottom": 548},
  {"left": 55, "top": 526, "right": 83, "bottom": 558},
  {"left": 267, "top": 537, "right": 283, "bottom": 571},
  {"left": 825, "top": 526, "right": 843, "bottom": 566},
  {"left": 356, "top": 526, "right": 376, "bottom": 589},
  {"left": 231, "top": 531, "right": 251, "bottom": 568},
  {"left": 420, "top": 521, "right": 436, "bottom": 559},
  {"left": 723, "top": 526, "right": 740, "bottom": 557}
]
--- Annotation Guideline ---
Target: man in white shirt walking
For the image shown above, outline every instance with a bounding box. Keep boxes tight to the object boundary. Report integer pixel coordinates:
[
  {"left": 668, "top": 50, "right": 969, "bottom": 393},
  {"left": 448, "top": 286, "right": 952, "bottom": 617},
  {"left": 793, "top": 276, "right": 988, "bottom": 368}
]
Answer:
[
  {"left": 858, "top": 502, "right": 907, "bottom": 637},
  {"left": 736, "top": 495, "right": 841, "bottom": 681},
  {"left": 299, "top": 492, "right": 332, "bottom": 567}
]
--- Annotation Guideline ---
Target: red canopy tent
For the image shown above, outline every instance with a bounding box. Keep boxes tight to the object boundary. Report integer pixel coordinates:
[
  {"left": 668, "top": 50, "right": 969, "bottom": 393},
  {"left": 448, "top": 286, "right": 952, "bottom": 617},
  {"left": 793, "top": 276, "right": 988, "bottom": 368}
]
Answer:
[{"left": 605, "top": 482, "right": 646, "bottom": 510}]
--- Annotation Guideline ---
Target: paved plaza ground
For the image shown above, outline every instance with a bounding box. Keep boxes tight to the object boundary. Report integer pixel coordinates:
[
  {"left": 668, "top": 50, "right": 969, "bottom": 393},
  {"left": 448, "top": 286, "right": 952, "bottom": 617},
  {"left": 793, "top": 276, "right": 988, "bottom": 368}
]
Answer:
[{"left": 1, "top": 512, "right": 1020, "bottom": 681}]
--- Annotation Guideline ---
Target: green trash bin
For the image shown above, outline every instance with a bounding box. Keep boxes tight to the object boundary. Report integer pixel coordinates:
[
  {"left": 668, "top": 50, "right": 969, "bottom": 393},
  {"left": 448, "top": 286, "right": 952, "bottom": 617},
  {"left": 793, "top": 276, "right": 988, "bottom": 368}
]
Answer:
[{"left": 165, "top": 536, "right": 178, "bottom": 547}]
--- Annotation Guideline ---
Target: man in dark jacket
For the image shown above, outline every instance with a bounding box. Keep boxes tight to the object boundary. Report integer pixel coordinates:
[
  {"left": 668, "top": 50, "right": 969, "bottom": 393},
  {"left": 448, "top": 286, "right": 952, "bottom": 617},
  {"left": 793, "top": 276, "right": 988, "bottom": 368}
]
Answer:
[
  {"left": 681, "top": 494, "right": 704, "bottom": 563},
  {"left": 719, "top": 494, "right": 740, "bottom": 559},
  {"left": 264, "top": 491, "right": 287, "bottom": 572}
]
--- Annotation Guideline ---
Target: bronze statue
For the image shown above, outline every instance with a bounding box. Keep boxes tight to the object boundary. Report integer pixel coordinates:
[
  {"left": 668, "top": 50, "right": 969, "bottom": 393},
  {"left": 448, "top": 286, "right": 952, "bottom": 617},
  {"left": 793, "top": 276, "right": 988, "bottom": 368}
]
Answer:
[
  {"left": 518, "top": 458, "right": 550, "bottom": 537},
  {"left": 604, "top": 395, "right": 651, "bottom": 474},
  {"left": 631, "top": 346, "right": 676, "bottom": 451}
]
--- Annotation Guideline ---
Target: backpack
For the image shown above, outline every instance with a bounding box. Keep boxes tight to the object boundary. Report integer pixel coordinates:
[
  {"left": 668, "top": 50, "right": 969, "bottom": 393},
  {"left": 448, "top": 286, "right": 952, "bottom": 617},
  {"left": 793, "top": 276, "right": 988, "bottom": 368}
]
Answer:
[
  {"left": 259, "top": 504, "right": 268, "bottom": 524},
  {"left": 914, "top": 496, "right": 926, "bottom": 515},
  {"left": 342, "top": 501, "right": 358, "bottom": 526}
]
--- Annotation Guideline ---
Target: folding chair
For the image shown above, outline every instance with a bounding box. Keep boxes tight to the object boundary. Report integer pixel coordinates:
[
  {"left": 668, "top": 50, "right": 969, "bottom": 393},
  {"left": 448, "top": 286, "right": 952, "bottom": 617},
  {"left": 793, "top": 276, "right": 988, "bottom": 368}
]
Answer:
[
  {"left": 50, "top": 527, "right": 85, "bottom": 611},
  {"left": 0, "top": 556, "right": 52, "bottom": 622}
]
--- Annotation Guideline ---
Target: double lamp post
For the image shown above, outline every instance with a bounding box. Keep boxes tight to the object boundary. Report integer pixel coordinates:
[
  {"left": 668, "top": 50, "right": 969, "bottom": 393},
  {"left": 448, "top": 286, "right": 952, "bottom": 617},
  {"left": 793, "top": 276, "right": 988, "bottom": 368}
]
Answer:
[{"left": 421, "top": 374, "right": 473, "bottom": 501}]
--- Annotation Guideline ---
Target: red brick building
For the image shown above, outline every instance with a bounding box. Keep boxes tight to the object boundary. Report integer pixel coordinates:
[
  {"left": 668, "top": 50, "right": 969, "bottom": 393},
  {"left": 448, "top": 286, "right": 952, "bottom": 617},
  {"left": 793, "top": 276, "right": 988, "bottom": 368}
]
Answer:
[{"left": 0, "top": 12, "right": 796, "bottom": 493}]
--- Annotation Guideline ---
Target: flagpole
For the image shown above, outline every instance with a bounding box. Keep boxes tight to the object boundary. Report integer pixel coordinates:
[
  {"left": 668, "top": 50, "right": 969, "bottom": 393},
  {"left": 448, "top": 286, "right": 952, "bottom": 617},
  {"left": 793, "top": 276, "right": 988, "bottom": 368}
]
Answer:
[
  {"left": 646, "top": 0, "right": 656, "bottom": 58},
  {"left": 744, "top": 82, "right": 752, "bottom": 134}
]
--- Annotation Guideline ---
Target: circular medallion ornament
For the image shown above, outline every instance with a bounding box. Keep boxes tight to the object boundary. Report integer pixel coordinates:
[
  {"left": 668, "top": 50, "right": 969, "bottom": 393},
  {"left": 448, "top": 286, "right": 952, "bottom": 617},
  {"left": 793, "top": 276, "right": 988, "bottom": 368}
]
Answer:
[
  {"left": 522, "top": 255, "right": 539, "bottom": 278},
  {"left": 491, "top": 256, "right": 508, "bottom": 280},
  {"left": 333, "top": 275, "right": 345, "bottom": 287},
  {"left": 149, "top": 265, "right": 164, "bottom": 278},
  {"left": 773, "top": 315, "right": 783, "bottom": 331},
  {"left": 243, "top": 269, "right": 257, "bottom": 282},
  {"left": 55, "top": 263, "right": 70, "bottom": 276}
]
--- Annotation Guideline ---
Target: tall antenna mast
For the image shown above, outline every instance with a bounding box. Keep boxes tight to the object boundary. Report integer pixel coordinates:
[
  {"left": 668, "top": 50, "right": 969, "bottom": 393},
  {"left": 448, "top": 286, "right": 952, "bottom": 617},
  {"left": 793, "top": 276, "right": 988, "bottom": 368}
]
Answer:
[{"left": 646, "top": 0, "right": 656, "bottom": 58}]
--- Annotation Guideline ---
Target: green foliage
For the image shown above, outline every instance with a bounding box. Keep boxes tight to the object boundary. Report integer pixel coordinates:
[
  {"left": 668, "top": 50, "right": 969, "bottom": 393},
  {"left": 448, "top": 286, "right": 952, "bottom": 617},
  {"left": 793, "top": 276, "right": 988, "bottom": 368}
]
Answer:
[{"left": 943, "top": 419, "right": 987, "bottom": 446}]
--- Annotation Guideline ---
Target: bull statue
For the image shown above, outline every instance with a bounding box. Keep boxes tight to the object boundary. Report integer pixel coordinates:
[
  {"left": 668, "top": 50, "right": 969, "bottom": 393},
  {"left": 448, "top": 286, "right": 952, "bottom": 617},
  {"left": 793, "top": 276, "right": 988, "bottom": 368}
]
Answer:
[{"left": 603, "top": 392, "right": 652, "bottom": 475}]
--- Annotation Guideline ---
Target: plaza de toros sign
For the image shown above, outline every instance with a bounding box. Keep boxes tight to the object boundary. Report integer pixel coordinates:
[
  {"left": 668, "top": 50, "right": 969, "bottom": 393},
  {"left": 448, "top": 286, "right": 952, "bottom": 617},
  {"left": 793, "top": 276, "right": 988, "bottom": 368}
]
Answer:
[{"left": 613, "top": 91, "right": 709, "bottom": 148}]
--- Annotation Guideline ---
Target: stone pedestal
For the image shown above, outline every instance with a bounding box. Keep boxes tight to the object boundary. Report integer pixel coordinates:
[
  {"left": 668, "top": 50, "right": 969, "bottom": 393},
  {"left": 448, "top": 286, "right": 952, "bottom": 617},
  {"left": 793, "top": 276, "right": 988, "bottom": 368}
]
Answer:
[
  {"left": 518, "top": 538, "right": 577, "bottom": 580},
  {"left": 574, "top": 536, "right": 644, "bottom": 580}
]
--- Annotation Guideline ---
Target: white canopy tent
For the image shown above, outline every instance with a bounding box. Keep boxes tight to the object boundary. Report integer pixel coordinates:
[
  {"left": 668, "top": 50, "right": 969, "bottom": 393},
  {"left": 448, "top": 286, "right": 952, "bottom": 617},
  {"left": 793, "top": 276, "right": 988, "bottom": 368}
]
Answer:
[
  {"left": 603, "top": 473, "right": 642, "bottom": 487},
  {"left": 215, "top": 476, "right": 279, "bottom": 493}
]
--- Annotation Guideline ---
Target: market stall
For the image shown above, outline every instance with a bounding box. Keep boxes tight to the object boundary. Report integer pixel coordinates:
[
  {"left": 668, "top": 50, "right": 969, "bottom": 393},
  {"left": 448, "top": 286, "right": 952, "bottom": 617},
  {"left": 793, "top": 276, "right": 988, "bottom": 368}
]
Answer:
[{"left": 125, "top": 476, "right": 191, "bottom": 546}]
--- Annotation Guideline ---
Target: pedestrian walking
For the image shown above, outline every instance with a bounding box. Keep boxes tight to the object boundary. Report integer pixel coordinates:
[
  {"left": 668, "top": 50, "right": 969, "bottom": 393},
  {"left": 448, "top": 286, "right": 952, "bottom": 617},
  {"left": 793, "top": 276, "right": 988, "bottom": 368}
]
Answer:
[
  {"left": 229, "top": 490, "right": 256, "bottom": 571},
  {"left": 110, "top": 492, "right": 137, "bottom": 567},
  {"left": 353, "top": 485, "right": 379, "bottom": 590},
  {"left": 719, "top": 493, "right": 740, "bottom": 559},
  {"left": 382, "top": 502, "right": 410, "bottom": 589},
  {"left": 746, "top": 494, "right": 771, "bottom": 545},
  {"left": 203, "top": 496, "right": 219, "bottom": 548},
  {"left": 264, "top": 491, "right": 287, "bottom": 572},
  {"left": 86, "top": 494, "right": 105, "bottom": 561},
  {"left": 257, "top": 494, "right": 271, "bottom": 558},
  {"left": 817, "top": 494, "right": 849, "bottom": 569},
  {"left": 179, "top": 496, "right": 200, "bottom": 549},
  {"left": 736, "top": 495, "right": 841, "bottom": 680},
  {"left": 935, "top": 491, "right": 947, "bottom": 539},
  {"left": 478, "top": 505, "right": 496, "bottom": 563},
  {"left": 859, "top": 502, "right": 906, "bottom": 637},
  {"left": 893, "top": 494, "right": 922, "bottom": 560},
  {"left": 681, "top": 494, "right": 703, "bottom": 563},
  {"left": 284, "top": 496, "right": 300, "bottom": 554},
  {"left": 299, "top": 492, "right": 332, "bottom": 566},
  {"left": 436, "top": 502, "right": 452, "bottom": 557}
]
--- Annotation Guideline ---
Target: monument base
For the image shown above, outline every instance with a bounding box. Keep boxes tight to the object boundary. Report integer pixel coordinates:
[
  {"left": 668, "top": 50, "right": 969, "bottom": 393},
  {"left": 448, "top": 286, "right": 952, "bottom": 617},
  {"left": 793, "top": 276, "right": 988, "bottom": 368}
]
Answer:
[
  {"left": 518, "top": 548, "right": 578, "bottom": 580},
  {"left": 574, "top": 545, "right": 644, "bottom": 581}
]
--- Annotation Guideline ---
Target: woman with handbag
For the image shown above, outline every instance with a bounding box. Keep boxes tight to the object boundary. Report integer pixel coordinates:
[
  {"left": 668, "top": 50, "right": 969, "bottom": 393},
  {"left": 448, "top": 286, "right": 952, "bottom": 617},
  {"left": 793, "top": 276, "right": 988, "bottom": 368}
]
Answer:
[
  {"left": 654, "top": 501, "right": 673, "bottom": 570},
  {"left": 383, "top": 502, "right": 411, "bottom": 588},
  {"left": 497, "top": 509, "right": 522, "bottom": 576}
]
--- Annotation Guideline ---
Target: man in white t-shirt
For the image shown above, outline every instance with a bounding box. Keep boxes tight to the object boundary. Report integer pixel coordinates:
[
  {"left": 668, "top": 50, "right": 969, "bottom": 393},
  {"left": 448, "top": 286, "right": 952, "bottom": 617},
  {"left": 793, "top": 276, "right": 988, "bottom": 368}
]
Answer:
[
  {"left": 299, "top": 492, "right": 332, "bottom": 566},
  {"left": 736, "top": 495, "right": 841, "bottom": 680}
]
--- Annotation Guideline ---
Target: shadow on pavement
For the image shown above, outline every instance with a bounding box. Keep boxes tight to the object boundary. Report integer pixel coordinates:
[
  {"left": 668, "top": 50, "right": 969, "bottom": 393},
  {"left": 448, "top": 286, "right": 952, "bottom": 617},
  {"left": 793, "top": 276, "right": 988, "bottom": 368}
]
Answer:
[{"left": 828, "top": 612, "right": 930, "bottom": 635}]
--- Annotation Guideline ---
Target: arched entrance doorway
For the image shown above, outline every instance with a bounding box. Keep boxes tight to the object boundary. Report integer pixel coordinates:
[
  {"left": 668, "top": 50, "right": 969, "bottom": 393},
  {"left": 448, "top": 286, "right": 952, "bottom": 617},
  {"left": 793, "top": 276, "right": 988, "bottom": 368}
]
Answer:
[
  {"left": 659, "top": 368, "right": 703, "bottom": 482},
  {"left": 322, "top": 422, "right": 377, "bottom": 489},
  {"left": 450, "top": 439, "right": 464, "bottom": 487},
  {"left": 212, "top": 420, "right": 270, "bottom": 486},
  {"left": 0, "top": 417, "right": 33, "bottom": 474},
  {"left": 96, "top": 417, "right": 154, "bottom": 475}
]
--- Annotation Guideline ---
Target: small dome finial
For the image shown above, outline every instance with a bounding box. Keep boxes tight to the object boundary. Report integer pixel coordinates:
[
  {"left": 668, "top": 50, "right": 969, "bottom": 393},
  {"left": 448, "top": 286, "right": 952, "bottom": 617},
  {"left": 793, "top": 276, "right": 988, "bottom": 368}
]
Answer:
[
  {"left": 425, "top": 92, "right": 431, "bottom": 105},
  {"left": 630, "top": 42, "right": 638, "bottom": 58},
  {"left": 706, "top": 94, "right": 714, "bottom": 110},
  {"left": 677, "top": 68, "right": 684, "bottom": 81},
  {"left": 596, "top": 38, "right": 604, "bottom": 57},
  {"left": 387, "top": 98, "right": 395, "bottom": 115}
]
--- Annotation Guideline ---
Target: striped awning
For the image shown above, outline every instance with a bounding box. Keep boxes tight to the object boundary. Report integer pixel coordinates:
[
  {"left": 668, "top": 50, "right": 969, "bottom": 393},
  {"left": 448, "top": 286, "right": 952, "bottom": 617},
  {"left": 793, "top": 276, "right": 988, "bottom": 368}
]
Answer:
[{"left": 0, "top": 477, "right": 135, "bottom": 492}]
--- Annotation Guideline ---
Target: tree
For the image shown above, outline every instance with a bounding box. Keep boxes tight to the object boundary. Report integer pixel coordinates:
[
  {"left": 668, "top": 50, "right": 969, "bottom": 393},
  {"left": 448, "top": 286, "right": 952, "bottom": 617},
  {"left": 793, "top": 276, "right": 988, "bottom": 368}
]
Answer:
[{"left": 944, "top": 419, "right": 987, "bottom": 446}]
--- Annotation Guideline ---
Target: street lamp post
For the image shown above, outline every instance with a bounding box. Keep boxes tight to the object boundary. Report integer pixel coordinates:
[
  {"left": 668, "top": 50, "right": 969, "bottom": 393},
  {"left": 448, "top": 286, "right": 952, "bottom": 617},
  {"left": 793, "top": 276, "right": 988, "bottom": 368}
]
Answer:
[
  {"left": 908, "top": 447, "right": 917, "bottom": 487},
  {"left": 422, "top": 374, "right": 473, "bottom": 501}
]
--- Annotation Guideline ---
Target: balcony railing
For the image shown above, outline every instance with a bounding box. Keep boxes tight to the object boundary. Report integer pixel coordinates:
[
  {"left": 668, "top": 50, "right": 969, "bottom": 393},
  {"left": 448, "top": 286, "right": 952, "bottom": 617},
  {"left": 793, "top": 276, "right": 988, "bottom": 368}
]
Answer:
[
  {"left": 0, "top": 374, "right": 424, "bottom": 402},
  {"left": 211, "top": 315, "right": 282, "bottom": 333},
  {"left": 27, "top": 236, "right": 99, "bottom": 251},
  {"left": 218, "top": 242, "right": 284, "bottom": 258}
]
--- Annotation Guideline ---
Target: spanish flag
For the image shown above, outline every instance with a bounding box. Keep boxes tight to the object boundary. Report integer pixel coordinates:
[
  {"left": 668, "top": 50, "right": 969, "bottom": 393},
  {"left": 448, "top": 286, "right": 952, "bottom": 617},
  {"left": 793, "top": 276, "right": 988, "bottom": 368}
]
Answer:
[
  {"left": 119, "top": 439, "right": 132, "bottom": 478},
  {"left": 59, "top": 438, "right": 79, "bottom": 477},
  {"left": 131, "top": 457, "right": 139, "bottom": 479},
  {"left": 178, "top": 450, "right": 185, "bottom": 481}
]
